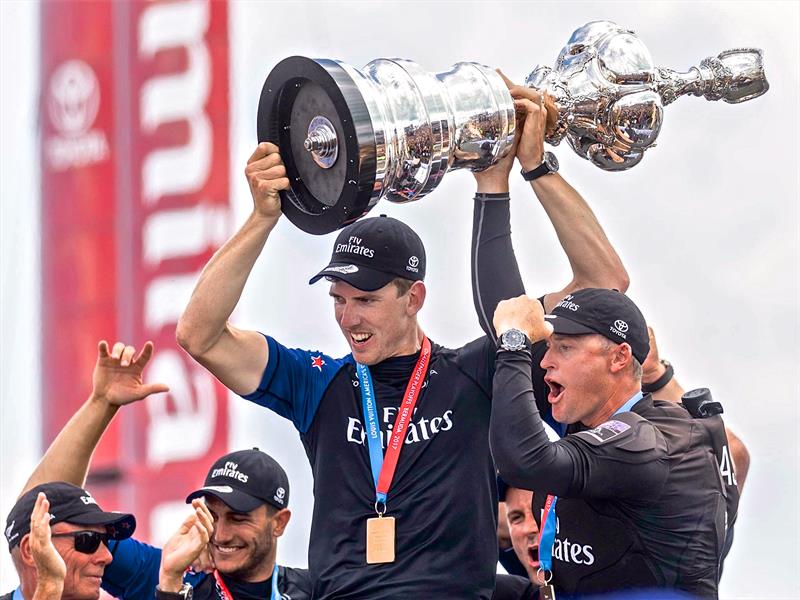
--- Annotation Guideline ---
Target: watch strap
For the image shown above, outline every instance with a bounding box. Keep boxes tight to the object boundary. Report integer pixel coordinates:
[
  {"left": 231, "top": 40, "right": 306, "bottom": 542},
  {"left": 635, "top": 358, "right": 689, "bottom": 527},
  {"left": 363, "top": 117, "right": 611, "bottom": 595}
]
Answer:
[
  {"left": 521, "top": 161, "right": 550, "bottom": 181},
  {"left": 642, "top": 360, "right": 674, "bottom": 394},
  {"left": 155, "top": 584, "right": 192, "bottom": 600}
]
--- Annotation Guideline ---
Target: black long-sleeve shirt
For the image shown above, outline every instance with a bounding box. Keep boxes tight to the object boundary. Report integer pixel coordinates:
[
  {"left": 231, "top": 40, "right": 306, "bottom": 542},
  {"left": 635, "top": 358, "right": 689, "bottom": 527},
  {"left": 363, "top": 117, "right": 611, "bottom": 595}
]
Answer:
[{"left": 490, "top": 346, "right": 726, "bottom": 599}]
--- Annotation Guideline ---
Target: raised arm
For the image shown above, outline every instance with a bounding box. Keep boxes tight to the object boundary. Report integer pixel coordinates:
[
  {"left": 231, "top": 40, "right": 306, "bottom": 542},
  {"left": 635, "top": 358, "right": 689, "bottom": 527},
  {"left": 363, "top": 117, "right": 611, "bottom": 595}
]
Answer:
[
  {"left": 510, "top": 85, "right": 629, "bottom": 312},
  {"left": 471, "top": 103, "right": 525, "bottom": 340},
  {"left": 470, "top": 77, "right": 629, "bottom": 344},
  {"left": 21, "top": 341, "right": 168, "bottom": 496},
  {"left": 176, "top": 142, "right": 289, "bottom": 395},
  {"left": 489, "top": 296, "right": 666, "bottom": 498}
]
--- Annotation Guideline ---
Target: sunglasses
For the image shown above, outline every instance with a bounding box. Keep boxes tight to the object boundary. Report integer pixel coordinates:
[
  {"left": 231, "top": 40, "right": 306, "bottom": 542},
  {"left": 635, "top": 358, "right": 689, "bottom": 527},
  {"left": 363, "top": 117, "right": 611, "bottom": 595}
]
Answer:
[{"left": 51, "top": 530, "right": 110, "bottom": 554}]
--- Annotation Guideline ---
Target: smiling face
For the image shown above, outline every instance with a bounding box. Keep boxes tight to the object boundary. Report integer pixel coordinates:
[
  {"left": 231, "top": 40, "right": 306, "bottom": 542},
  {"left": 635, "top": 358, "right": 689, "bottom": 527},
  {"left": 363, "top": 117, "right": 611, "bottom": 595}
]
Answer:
[
  {"left": 205, "top": 496, "right": 287, "bottom": 582},
  {"left": 329, "top": 278, "right": 425, "bottom": 365},
  {"left": 505, "top": 487, "right": 539, "bottom": 583},
  {"left": 540, "top": 333, "right": 619, "bottom": 426},
  {"left": 49, "top": 522, "right": 113, "bottom": 600}
]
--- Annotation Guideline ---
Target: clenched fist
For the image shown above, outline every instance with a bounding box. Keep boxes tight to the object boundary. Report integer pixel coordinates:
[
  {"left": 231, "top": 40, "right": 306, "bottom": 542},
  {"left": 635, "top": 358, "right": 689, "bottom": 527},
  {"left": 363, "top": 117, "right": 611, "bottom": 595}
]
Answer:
[
  {"left": 245, "top": 142, "right": 290, "bottom": 220},
  {"left": 493, "top": 294, "right": 554, "bottom": 343}
]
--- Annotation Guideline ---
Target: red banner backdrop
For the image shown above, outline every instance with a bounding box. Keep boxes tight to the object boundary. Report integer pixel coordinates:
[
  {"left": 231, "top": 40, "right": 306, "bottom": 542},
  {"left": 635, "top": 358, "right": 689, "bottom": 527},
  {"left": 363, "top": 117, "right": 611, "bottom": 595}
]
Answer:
[{"left": 40, "top": 0, "right": 230, "bottom": 542}]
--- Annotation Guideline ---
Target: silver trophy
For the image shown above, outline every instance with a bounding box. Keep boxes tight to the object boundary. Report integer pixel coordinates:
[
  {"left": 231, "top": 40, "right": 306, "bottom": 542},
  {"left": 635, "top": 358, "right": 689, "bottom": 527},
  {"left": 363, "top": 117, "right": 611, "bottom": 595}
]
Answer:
[
  {"left": 258, "top": 21, "right": 768, "bottom": 234},
  {"left": 527, "top": 20, "right": 769, "bottom": 171}
]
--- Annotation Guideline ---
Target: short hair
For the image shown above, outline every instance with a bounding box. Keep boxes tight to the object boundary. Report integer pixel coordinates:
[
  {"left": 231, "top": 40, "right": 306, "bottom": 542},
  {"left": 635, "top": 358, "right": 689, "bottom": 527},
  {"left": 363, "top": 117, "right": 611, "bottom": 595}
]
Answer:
[
  {"left": 390, "top": 277, "right": 415, "bottom": 297},
  {"left": 600, "top": 337, "right": 642, "bottom": 380}
]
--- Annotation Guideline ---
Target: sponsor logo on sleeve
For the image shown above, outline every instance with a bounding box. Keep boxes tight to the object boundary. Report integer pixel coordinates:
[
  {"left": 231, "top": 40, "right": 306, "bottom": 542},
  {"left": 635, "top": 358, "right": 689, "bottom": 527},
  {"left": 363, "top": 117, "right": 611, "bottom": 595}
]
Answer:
[
  {"left": 580, "top": 419, "right": 631, "bottom": 444},
  {"left": 311, "top": 355, "right": 325, "bottom": 371}
]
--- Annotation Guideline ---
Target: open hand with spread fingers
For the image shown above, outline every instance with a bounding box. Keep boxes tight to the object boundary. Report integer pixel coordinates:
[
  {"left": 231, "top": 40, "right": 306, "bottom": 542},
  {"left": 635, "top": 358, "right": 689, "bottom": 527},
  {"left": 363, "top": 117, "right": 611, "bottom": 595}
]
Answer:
[{"left": 92, "top": 341, "right": 169, "bottom": 407}]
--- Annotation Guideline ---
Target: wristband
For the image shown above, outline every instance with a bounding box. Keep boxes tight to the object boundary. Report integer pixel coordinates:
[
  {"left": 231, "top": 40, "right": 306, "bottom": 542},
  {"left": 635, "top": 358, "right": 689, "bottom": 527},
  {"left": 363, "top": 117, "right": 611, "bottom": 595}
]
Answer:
[
  {"left": 642, "top": 360, "right": 674, "bottom": 394},
  {"left": 155, "top": 583, "right": 193, "bottom": 600}
]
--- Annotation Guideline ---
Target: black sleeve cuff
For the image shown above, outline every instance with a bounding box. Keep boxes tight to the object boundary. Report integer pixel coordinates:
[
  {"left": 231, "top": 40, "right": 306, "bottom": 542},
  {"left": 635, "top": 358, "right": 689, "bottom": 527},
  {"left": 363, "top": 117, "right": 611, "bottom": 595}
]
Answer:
[{"left": 474, "top": 192, "right": 511, "bottom": 201}]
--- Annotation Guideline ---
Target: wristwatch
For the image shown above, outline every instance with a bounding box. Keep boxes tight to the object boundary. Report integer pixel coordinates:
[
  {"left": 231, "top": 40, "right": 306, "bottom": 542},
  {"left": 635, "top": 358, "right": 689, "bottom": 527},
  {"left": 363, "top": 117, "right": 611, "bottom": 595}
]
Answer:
[
  {"left": 521, "top": 151, "right": 559, "bottom": 181},
  {"left": 155, "top": 583, "right": 193, "bottom": 600},
  {"left": 499, "top": 328, "right": 528, "bottom": 351}
]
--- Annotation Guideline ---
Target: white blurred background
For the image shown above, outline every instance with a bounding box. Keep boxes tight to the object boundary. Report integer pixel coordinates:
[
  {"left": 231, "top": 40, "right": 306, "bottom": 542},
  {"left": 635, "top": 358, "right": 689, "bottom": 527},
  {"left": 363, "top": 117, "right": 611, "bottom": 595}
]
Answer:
[{"left": 2, "top": 1, "right": 798, "bottom": 597}]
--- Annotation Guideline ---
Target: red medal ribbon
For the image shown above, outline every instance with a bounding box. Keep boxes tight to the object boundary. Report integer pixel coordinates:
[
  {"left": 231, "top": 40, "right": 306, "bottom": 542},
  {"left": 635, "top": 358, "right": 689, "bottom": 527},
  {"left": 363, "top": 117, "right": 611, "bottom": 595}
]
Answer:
[{"left": 374, "top": 336, "right": 431, "bottom": 501}]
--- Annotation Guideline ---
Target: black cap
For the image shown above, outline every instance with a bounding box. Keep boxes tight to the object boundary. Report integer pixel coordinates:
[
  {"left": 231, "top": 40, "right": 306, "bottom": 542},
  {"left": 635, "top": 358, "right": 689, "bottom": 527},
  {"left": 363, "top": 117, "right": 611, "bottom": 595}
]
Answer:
[
  {"left": 5, "top": 482, "right": 136, "bottom": 551},
  {"left": 309, "top": 215, "right": 426, "bottom": 291},
  {"left": 545, "top": 288, "right": 650, "bottom": 363},
  {"left": 186, "top": 449, "right": 290, "bottom": 512}
]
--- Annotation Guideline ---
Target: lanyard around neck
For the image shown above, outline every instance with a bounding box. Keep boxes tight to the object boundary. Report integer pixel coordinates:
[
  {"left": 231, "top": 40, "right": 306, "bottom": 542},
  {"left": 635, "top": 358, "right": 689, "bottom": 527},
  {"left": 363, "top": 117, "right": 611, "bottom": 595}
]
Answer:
[{"left": 356, "top": 336, "right": 431, "bottom": 510}]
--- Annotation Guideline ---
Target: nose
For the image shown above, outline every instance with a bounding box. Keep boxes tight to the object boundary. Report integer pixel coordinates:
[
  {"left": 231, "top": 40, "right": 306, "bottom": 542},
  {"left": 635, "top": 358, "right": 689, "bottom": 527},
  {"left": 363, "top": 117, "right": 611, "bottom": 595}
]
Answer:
[
  {"left": 338, "top": 301, "right": 360, "bottom": 329},
  {"left": 524, "top": 515, "right": 540, "bottom": 540},
  {"left": 94, "top": 541, "right": 113, "bottom": 566},
  {"left": 540, "top": 346, "right": 555, "bottom": 370},
  {"left": 213, "top": 518, "right": 232, "bottom": 544}
]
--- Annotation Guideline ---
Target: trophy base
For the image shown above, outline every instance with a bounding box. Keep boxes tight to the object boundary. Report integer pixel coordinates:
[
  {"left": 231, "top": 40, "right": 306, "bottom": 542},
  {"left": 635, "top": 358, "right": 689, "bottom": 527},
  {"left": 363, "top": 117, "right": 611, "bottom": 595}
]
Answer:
[{"left": 258, "top": 56, "right": 378, "bottom": 235}]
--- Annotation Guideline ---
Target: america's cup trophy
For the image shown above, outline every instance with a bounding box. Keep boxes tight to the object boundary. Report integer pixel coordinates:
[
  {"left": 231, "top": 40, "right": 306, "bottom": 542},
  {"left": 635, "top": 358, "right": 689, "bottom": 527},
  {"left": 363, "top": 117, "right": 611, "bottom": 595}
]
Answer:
[{"left": 258, "top": 21, "right": 768, "bottom": 234}]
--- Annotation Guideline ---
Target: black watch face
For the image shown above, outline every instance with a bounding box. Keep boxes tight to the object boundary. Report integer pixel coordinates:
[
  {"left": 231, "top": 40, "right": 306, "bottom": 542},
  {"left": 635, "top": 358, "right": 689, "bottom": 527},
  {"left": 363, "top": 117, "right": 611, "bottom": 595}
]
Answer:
[{"left": 544, "top": 152, "right": 559, "bottom": 172}]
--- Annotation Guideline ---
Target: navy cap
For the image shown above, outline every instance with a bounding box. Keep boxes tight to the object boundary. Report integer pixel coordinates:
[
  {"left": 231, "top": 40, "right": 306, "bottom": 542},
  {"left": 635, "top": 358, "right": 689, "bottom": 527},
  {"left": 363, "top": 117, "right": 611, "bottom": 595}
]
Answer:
[
  {"left": 186, "top": 448, "right": 290, "bottom": 512},
  {"left": 309, "top": 215, "right": 426, "bottom": 291},
  {"left": 545, "top": 288, "right": 650, "bottom": 363},
  {"left": 6, "top": 482, "right": 136, "bottom": 551}
]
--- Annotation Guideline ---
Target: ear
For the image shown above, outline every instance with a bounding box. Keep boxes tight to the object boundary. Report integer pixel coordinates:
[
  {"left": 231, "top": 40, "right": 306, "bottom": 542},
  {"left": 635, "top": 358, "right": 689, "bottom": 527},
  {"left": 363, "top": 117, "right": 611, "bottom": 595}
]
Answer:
[
  {"left": 406, "top": 281, "right": 426, "bottom": 316},
  {"left": 272, "top": 508, "right": 291, "bottom": 538},
  {"left": 609, "top": 342, "right": 633, "bottom": 375},
  {"left": 17, "top": 534, "right": 36, "bottom": 567}
]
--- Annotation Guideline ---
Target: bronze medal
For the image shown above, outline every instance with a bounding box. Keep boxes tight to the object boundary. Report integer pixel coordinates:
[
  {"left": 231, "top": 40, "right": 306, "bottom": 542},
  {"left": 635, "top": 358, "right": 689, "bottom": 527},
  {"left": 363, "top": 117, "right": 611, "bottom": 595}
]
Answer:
[
  {"left": 366, "top": 516, "right": 395, "bottom": 564},
  {"left": 539, "top": 584, "right": 556, "bottom": 600}
]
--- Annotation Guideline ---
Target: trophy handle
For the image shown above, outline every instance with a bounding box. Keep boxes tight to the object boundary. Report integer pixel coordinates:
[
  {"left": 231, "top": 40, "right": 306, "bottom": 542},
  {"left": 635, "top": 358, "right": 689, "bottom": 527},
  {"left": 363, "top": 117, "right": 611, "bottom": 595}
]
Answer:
[{"left": 655, "top": 48, "right": 769, "bottom": 106}]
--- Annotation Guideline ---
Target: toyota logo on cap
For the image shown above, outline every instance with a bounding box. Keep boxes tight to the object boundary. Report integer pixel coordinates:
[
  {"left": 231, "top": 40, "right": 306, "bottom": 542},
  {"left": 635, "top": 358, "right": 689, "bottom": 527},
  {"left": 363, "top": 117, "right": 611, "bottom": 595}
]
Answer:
[{"left": 614, "top": 320, "right": 629, "bottom": 332}]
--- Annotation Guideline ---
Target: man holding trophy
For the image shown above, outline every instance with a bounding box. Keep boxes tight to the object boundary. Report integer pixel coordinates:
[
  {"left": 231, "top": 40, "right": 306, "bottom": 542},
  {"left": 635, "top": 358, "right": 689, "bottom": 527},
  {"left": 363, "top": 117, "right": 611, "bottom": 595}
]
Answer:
[
  {"left": 177, "top": 20, "right": 764, "bottom": 598},
  {"left": 176, "top": 77, "right": 629, "bottom": 599}
]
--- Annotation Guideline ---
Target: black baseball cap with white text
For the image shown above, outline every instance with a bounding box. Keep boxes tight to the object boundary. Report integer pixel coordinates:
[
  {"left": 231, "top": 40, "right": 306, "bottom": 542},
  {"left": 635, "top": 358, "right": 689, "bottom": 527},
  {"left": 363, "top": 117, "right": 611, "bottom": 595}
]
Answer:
[
  {"left": 5, "top": 482, "right": 136, "bottom": 551},
  {"left": 544, "top": 288, "right": 650, "bottom": 363},
  {"left": 186, "top": 448, "right": 290, "bottom": 513},
  {"left": 309, "top": 215, "right": 426, "bottom": 291}
]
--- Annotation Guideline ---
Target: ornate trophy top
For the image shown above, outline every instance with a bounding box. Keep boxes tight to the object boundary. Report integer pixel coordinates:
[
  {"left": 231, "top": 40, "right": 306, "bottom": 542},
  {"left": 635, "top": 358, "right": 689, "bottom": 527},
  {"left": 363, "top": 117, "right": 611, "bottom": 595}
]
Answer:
[{"left": 527, "top": 20, "right": 769, "bottom": 170}]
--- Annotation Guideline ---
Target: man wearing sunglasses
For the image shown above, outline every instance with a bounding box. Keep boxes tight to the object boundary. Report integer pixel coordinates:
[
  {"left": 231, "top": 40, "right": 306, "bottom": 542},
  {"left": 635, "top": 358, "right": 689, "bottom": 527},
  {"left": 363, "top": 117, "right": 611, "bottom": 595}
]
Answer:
[
  {"left": 15, "top": 340, "right": 310, "bottom": 600},
  {"left": 3, "top": 482, "right": 136, "bottom": 600}
]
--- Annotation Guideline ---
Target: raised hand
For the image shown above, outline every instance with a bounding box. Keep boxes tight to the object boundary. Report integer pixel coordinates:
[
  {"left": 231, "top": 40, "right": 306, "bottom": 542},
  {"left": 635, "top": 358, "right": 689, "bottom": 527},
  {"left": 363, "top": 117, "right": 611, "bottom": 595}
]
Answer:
[
  {"left": 472, "top": 69, "right": 522, "bottom": 193},
  {"left": 245, "top": 142, "right": 289, "bottom": 221},
  {"left": 494, "top": 294, "right": 554, "bottom": 343},
  {"left": 159, "top": 500, "right": 215, "bottom": 592},
  {"left": 29, "top": 493, "right": 66, "bottom": 597},
  {"left": 508, "top": 85, "right": 550, "bottom": 172},
  {"left": 92, "top": 341, "right": 169, "bottom": 406}
]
